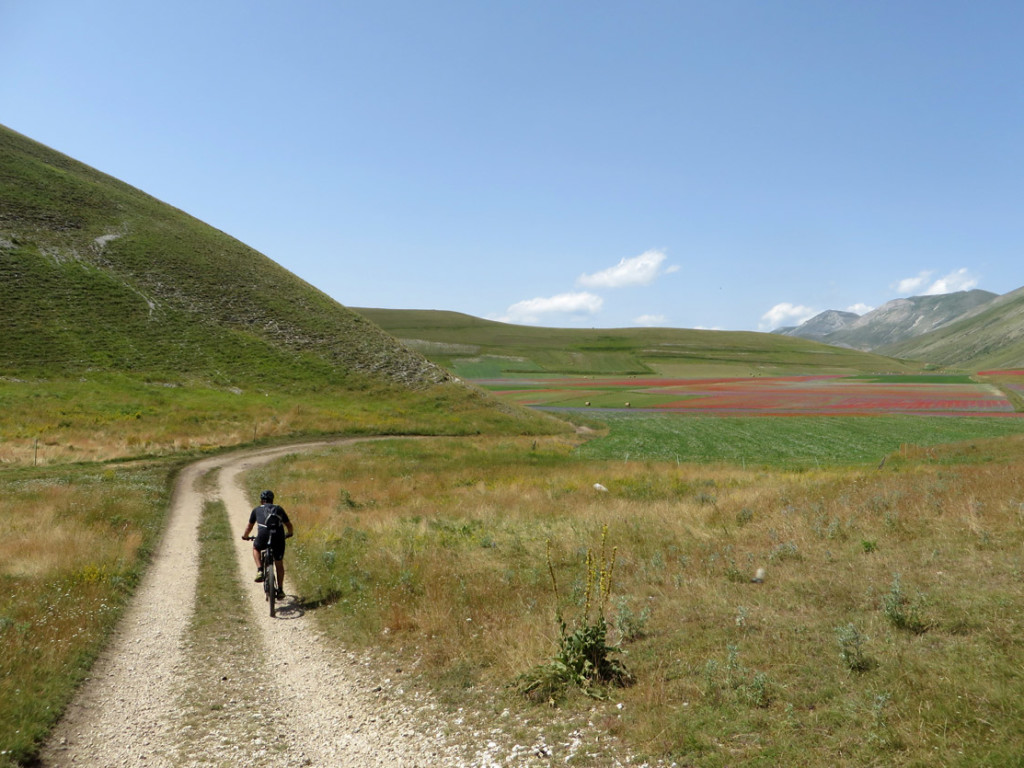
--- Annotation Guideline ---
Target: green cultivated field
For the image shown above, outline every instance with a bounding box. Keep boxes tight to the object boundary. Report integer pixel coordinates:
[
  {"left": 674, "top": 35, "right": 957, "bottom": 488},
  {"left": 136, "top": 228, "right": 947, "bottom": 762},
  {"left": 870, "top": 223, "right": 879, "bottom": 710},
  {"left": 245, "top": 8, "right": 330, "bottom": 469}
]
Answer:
[{"left": 576, "top": 413, "right": 1024, "bottom": 467}]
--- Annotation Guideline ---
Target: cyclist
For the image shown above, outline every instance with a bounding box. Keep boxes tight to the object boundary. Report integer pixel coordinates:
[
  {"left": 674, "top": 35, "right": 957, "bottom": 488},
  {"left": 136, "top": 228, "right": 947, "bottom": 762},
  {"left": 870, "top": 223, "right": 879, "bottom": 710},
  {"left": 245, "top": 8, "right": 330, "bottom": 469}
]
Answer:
[{"left": 241, "top": 489, "right": 294, "bottom": 599}]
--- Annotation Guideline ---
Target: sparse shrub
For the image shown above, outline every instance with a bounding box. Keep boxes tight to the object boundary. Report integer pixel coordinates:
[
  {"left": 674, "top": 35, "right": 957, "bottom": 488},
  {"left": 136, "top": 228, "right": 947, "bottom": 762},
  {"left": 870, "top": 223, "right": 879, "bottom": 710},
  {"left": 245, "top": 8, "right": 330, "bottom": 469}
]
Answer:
[
  {"left": 835, "top": 623, "right": 873, "bottom": 672},
  {"left": 613, "top": 596, "right": 651, "bottom": 641},
  {"left": 742, "top": 671, "right": 774, "bottom": 708},
  {"left": 701, "top": 659, "right": 721, "bottom": 699},
  {"left": 882, "top": 573, "right": 928, "bottom": 633},
  {"left": 701, "top": 644, "right": 774, "bottom": 708},
  {"left": 861, "top": 539, "right": 877, "bottom": 553},
  {"left": 769, "top": 541, "right": 800, "bottom": 563},
  {"left": 735, "top": 605, "right": 749, "bottom": 630},
  {"left": 813, "top": 514, "right": 848, "bottom": 541},
  {"left": 696, "top": 491, "right": 717, "bottom": 507},
  {"left": 336, "top": 489, "right": 360, "bottom": 509},
  {"left": 725, "top": 558, "right": 747, "bottom": 583},
  {"left": 866, "top": 691, "right": 903, "bottom": 749},
  {"left": 736, "top": 507, "right": 754, "bottom": 526},
  {"left": 867, "top": 494, "right": 889, "bottom": 512}
]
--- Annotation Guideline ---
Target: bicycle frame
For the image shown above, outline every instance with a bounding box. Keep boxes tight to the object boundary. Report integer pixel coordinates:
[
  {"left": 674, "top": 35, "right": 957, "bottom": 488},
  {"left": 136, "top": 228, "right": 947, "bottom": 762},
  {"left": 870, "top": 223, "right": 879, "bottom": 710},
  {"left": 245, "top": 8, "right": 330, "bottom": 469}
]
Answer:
[
  {"left": 259, "top": 536, "right": 278, "bottom": 617},
  {"left": 245, "top": 532, "right": 282, "bottom": 617}
]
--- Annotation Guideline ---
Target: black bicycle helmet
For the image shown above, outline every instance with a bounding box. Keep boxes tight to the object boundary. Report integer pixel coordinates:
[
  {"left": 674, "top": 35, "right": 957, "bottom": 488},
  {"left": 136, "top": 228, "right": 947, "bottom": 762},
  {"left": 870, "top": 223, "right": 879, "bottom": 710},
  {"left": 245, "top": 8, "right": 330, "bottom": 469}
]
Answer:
[{"left": 260, "top": 489, "right": 274, "bottom": 503}]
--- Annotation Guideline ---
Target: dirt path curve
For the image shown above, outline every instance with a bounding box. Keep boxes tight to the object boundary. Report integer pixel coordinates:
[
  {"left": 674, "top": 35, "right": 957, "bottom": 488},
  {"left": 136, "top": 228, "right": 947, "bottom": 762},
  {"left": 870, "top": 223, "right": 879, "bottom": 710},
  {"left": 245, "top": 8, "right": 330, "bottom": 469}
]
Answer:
[{"left": 39, "top": 440, "right": 464, "bottom": 768}]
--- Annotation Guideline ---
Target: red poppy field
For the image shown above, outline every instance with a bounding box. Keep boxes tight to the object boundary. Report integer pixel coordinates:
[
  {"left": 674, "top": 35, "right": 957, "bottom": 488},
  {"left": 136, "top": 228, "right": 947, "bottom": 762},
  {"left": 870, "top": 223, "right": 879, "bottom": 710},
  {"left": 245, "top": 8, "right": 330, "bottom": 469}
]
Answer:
[{"left": 482, "top": 372, "right": 1024, "bottom": 417}]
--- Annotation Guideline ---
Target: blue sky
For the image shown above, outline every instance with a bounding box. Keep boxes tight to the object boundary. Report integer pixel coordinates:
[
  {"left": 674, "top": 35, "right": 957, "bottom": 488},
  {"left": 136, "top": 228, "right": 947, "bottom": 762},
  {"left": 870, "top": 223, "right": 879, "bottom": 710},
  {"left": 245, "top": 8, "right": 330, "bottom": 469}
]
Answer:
[{"left": 2, "top": 1, "right": 1021, "bottom": 331}]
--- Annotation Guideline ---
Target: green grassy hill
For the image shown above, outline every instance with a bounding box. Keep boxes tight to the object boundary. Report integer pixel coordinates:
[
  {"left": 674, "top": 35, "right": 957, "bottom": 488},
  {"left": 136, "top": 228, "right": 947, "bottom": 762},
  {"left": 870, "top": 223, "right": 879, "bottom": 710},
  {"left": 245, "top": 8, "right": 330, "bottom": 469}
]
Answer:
[
  {"left": 0, "top": 124, "right": 566, "bottom": 467},
  {"left": 0, "top": 124, "right": 445, "bottom": 389},
  {"left": 879, "top": 286, "right": 1024, "bottom": 370},
  {"left": 353, "top": 308, "right": 926, "bottom": 378}
]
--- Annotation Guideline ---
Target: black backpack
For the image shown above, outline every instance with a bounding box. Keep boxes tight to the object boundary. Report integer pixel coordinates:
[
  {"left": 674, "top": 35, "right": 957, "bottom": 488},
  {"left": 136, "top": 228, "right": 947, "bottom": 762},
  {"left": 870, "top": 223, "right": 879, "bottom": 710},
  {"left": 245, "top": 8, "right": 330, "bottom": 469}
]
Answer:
[{"left": 263, "top": 504, "right": 283, "bottom": 535}]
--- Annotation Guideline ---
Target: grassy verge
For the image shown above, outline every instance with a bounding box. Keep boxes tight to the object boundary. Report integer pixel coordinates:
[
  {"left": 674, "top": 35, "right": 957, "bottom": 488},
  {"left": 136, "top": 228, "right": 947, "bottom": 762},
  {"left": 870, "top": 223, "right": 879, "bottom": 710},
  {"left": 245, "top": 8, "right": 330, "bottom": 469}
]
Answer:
[
  {"left": 0, "top": 461, "right": 174, "bottom": 767},
  {"left": 0, "top": 373, "right": 567, "bottom": 466},
  {"left": 246, "top": 434, "right": 1024, "bottom": 766}
]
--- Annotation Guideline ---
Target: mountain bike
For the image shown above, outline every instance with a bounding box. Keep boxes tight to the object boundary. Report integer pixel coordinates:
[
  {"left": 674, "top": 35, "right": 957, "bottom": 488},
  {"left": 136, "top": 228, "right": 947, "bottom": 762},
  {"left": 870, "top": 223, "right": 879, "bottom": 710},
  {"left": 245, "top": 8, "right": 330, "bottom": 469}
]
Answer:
[{"left": 244, "top": 532, "right": 292, "bottom": 617}]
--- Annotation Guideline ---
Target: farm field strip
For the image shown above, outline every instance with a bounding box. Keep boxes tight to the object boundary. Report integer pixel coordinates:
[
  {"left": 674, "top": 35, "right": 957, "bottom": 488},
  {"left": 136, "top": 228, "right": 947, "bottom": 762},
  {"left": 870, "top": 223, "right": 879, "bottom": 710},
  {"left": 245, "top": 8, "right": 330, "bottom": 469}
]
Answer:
[
  {"left": 573, "top": 412, "right": 1024, "bottom": 466},
  {"left": 479, "top": 373, "right": 1021, "bottom": 416}
]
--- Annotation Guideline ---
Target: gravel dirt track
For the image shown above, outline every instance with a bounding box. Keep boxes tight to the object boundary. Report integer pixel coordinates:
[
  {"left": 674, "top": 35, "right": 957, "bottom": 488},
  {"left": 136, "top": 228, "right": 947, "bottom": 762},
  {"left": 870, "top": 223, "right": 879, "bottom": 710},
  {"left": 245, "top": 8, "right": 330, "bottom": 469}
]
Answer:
[{"left": 38, "top": 440, "right": 465, "bottom": 767}]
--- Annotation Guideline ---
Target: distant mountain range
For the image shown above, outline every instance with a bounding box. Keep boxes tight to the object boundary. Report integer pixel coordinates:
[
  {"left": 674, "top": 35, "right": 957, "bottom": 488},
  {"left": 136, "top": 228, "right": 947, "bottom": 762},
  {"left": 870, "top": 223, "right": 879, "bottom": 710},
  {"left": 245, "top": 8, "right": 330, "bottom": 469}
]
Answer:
[
  {"left": 879, "top": 286, "right": 1024, "bottom": 370},
  {"left": 774, "top": 289, "right": 1024, "bottom": 369}
]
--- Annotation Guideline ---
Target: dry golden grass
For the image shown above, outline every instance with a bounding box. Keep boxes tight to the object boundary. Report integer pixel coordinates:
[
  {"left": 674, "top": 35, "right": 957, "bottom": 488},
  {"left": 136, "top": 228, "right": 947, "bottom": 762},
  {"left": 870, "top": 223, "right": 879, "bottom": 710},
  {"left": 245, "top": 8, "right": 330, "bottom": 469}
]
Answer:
[
  {"left": 0, "top": 462, "right": 171, "bottom": 765},
  {"left": 2, "top": 472, "right": 154, "bottom": 577},
  {"left": 6, "top": 426, "right": 1023, "bottom": 766},
  {"left": 246, "top": 434, "right": 1024, "bottom": 765}
]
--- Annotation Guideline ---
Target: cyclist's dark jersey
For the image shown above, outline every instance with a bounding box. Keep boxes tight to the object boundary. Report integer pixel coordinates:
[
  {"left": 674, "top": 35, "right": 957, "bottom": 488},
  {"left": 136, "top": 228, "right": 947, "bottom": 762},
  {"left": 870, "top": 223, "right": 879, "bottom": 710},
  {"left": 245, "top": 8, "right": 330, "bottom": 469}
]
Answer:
[{"left": 249, "top": 503, "right": 291, "bottom": 558}]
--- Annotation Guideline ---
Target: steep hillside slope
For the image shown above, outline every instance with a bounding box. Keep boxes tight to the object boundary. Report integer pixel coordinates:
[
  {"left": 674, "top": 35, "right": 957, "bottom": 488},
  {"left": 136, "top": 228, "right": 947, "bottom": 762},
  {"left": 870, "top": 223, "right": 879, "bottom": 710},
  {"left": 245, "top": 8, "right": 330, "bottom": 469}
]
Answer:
[
  {"left": 879, "top": 287, "right": 1024, "bottom": 369},
  {"left": 0, "top": 124, "right": 446, "bottom": 389},
  {"left": 353, "top": 308, "right": 925, "bottom": 377}
]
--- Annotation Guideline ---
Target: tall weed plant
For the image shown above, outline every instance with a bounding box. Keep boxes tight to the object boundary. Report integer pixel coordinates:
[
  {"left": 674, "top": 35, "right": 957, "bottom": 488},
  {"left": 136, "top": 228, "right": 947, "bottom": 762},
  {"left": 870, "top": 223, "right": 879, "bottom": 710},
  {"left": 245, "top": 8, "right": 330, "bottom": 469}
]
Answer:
[{"left": 516, "top": 529, "right": 633, "bottom": 703}]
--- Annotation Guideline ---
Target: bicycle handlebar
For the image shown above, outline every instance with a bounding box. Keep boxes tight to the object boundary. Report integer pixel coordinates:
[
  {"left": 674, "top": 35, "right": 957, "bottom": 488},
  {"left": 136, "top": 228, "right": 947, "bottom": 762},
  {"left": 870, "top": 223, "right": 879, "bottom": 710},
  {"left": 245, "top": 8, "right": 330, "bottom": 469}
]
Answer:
[{"left": 242, "top": 533, "right": 293, "bottom": 541}]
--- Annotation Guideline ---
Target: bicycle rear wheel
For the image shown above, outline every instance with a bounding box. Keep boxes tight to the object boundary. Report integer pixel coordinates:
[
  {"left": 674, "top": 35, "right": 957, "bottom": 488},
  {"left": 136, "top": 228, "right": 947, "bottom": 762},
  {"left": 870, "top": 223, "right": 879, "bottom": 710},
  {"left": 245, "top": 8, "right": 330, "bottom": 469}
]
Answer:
[{"left": 265, "top": 558, "right": 277, "bottom": 617}]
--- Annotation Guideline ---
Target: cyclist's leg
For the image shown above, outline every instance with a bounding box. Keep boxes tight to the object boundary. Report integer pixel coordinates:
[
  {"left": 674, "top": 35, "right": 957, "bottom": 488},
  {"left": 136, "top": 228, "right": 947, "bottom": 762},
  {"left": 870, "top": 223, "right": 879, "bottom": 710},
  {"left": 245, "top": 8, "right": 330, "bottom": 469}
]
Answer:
[
  {"left": 253, "top": 535, "right": 268, "bottom": 580},
  {"left": 272, "top": 539, "right": 286, "bottom": 594},
  {"left": 275, "top": 558, "right": 285, "bottom": 593}
]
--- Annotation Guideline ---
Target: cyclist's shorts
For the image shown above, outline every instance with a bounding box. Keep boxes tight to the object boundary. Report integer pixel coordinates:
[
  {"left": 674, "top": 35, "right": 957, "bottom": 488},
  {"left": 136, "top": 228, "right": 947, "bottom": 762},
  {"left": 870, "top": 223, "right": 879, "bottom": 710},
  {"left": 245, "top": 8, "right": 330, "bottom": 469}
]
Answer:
[{"left": 253, "top": 532, "right": 285, "bottom": 560}]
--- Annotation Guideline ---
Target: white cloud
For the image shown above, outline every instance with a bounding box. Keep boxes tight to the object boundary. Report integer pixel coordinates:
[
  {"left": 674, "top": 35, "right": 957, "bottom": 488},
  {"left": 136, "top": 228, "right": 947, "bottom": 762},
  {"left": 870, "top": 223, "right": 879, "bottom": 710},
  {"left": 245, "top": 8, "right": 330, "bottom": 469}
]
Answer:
[
  {"left": 923, "top": 268, "right": 978, "bottom": 295},
  {"left": 895, "top": 271, "right": 931, "bottom": 294},
  {"left": 498, "top": 292, "right": 603, "bottom": 324},
  {"left": 578, "top": 249, "right": 675, "bottom": 289},
  {"left": 846, "top": 303, "right": 874, "bottom": 315},
  {"left": 759, "top": 302, "right": 817, "bottom": 331},
  {"left": 894, "top": 268, "right": 978, "bottom": 296},
  {"left": 633, "top": 314, "right": 667, "bottom": 327}
]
